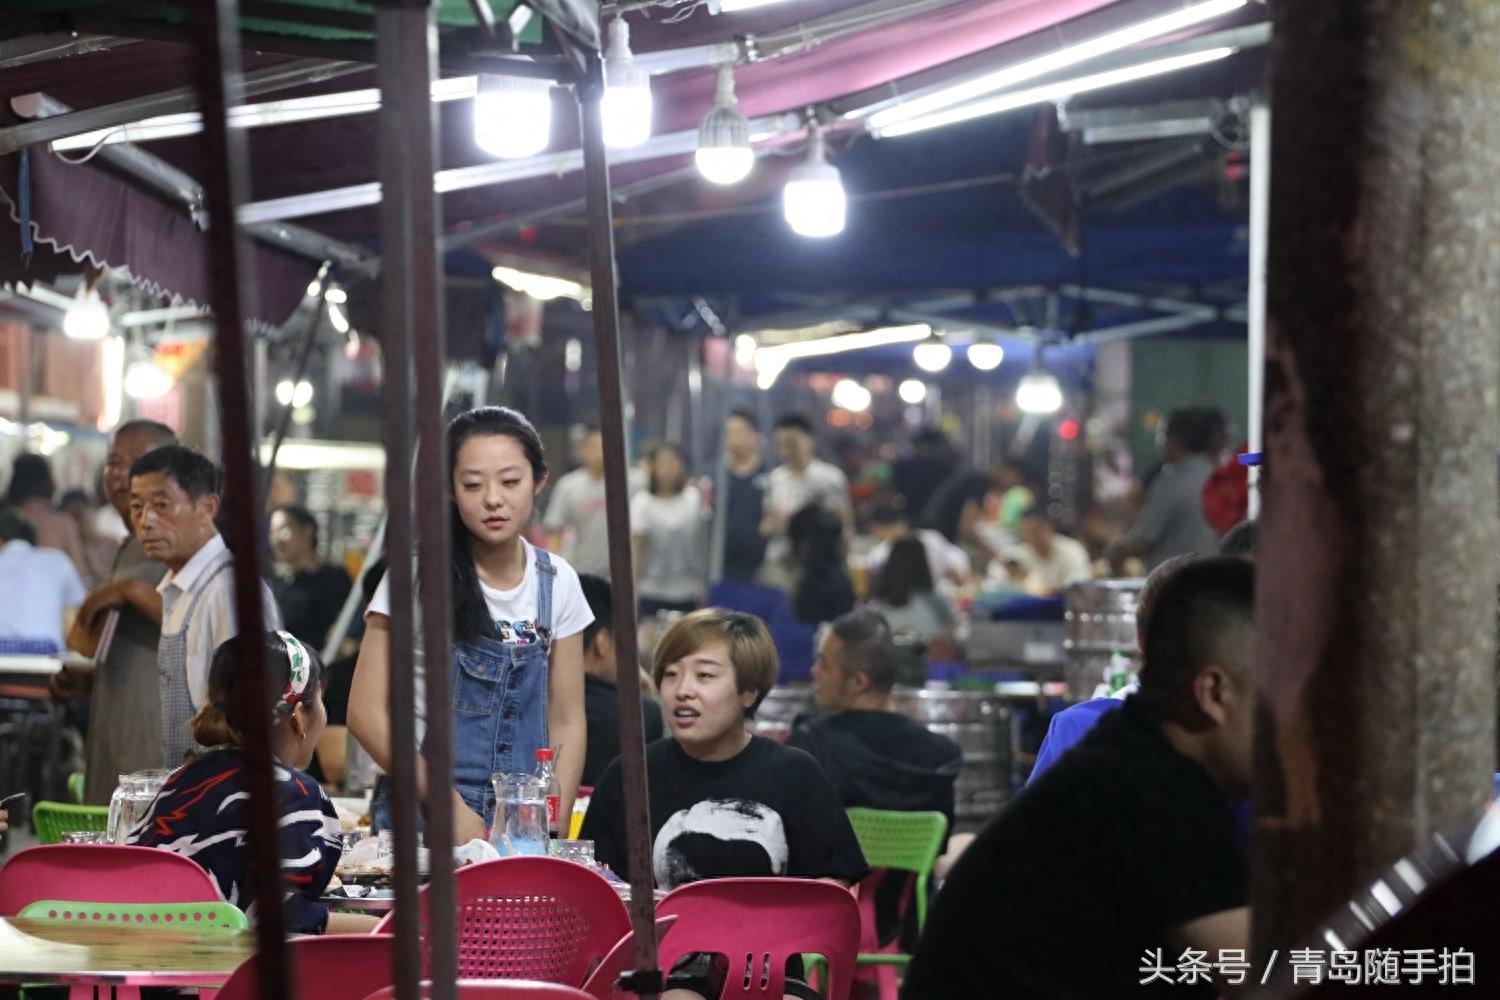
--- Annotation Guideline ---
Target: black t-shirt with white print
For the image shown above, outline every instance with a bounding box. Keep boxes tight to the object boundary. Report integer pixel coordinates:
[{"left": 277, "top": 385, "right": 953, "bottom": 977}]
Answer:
[{"left": 582, "top": 734, "right": 869, "bottom": 889}]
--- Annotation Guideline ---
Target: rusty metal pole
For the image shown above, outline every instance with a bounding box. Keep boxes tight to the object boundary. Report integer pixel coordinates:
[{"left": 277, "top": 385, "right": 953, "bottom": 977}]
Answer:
[
  {"left": 189, "top": 0, "right": 288, "bottom": 996},
  {"left": 373, "top": 2, "right": 457, "bottom": 999},
  {"left": 1255, "top": 0, "right": 1500, "bottom": 964},
  {"left": 577, "top": 49, "right": 661, "bottom": 1000}
]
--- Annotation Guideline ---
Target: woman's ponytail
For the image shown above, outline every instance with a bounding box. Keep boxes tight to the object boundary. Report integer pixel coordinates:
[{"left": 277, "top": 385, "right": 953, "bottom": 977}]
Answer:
[{"left": 189, "top": 701, "right": 236, "bottom": 748}]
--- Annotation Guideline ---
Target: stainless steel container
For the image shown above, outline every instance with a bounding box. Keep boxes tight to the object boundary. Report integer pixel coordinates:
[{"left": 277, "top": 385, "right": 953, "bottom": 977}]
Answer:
[
  {"left": 752, "top": 685, "right": 816, "bottom": 743},
  {"left": 888, "top": 689, "right": 1011, "bottom": 826},
  {"left": 1064, "top": 578, "right": 1145, "bottom": 699}
]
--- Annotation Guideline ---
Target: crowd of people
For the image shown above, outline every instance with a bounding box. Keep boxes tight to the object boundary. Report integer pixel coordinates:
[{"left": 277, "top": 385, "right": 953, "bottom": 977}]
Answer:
[{"left": 0, "top": 397, "right": 1262, "bottom": 999}]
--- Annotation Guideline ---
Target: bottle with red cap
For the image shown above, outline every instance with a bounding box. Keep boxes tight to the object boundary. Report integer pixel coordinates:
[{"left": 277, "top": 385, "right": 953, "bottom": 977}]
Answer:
[{"left": 534, "top": 747, "right": 560, "bottom": 836}]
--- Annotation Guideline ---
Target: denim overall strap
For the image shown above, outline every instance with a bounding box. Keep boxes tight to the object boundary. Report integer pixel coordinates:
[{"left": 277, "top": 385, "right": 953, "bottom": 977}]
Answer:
[
  {"left": 447, "top": 546, "right": 559, "bottom": 827},
  {"left": 158, "top": 557, "right": 233, "bottom": 767}
]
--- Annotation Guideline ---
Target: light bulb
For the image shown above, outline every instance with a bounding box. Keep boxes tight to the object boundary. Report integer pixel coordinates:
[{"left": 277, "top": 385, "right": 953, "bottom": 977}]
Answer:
[
  {"left": 1016, "top": 370, "right": 1063, "bottom": 413},
  {"left": 327, "top": 302, "right": 350, "bottom": 333},
  {"left": 124, "top": 359, "right": 173, "bottom": 400},
  {"left": 63, "top": 289, "right": 110, "bottom": 341},
  {"left": 967, "top": 339, "right": 1004, "bottom": 371},
  {"left": 603, "top": 19, "right": 652, "bottom": 148},
  {"left": 734, "top": 334, "right": 757, "bottom": 368},
  {"left": 831, "top": 378, "right": 872, "bottom": 413},
  {"left": 474, "top": 74, "right": 552, "bottom": 159},
  {"left": 898, "top": 379, "right": 927, "bottom": 405},
  {"left": 783, "top": 129, "right": 845, "bottom": 237},
  {"left": 276, "top": 379, "right": 314, "bottom": 408},
  {"left": 912, "top": 335, "right": 952, "bottom": 373},
  {"left": 696, "top": 65, "right": 753, "bottom": 185}
]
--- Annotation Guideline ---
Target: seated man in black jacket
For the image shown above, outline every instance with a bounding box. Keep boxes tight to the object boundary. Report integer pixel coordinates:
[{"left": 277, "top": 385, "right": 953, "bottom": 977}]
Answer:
[{"left": 790, "top": 608, "right": 962, "bottom": 827}]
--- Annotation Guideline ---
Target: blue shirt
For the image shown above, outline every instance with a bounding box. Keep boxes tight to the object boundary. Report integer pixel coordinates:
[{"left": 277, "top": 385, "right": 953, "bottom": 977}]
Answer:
[
  {"left": 0, "top": 540, "right": 86, "bottom": 648},
  {"left": 1029, "top": 697, "right": 1124, "bottom": 784}
]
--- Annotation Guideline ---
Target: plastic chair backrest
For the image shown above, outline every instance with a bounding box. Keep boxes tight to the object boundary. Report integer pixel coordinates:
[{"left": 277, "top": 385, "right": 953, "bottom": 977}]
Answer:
[
  {"left": 655, "top": 878, "right": 861, "bottom": 1000},
  {"left": 377, "top": 856, "right": 632, "bottom": 985},
  {"left": 363, "top": 982, "right": 594, "bottom": 1000},
  {"left": 578, "top": 916, "right": 678, "bottom": 1000},
  {"left": 845, "top": 808, "right": 947, "bottom": 931},
  {"left": 20, "top": 899, "right": 247, "bottom": 931},
  {"left": 217, "top": 933, "right": 395, "bottom": 1000},
  {"left": 31, "top": 801, "right": 109, "bottom": 845},
  {"left": 0, "top": 844, "right": 225, "bottom": 916}
]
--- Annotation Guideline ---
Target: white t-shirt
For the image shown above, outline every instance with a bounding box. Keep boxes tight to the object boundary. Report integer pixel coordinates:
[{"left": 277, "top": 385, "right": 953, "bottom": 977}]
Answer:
[
  {"left": 630, "top": 486, "right": 706, "bottom": 603},
  {"left": 865, "top": 528, "right": 971, "bottom": 585},
  {"left": 764, "top": 459, "right": 849, "bottom": 566},
  {"left": 366, "top": 540, "right": 594, "bottom": 742},
  {"left": 1004, "top": 534, "right": 1094, "bottom": 594}
]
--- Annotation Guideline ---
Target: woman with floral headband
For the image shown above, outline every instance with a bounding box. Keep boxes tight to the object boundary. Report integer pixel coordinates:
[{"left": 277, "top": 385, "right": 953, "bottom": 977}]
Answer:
[{"left": 127, "top": 630, "right": 378, "bottom": 933}]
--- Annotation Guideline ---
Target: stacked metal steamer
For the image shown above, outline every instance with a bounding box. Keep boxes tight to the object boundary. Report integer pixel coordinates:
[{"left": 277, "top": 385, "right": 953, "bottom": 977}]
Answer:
[{"left": 1063, "top": 578, "right": 1145, "bottom": 699}]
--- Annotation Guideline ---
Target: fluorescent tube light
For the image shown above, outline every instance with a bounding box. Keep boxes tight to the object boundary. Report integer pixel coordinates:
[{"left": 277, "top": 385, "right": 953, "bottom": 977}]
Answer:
[
  {"left": 865, "top": 0, "right": 1247, "bottom": 134},
  {"left": 875, "top": 48, "right": 1235, "bottom": 139}
]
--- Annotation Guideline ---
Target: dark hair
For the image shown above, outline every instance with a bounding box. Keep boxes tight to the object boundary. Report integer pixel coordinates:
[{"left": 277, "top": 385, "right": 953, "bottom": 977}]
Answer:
[
  {"left": 912, "top": 427, "right": 949, "bottom": 450},
  {"left": 649, "top": 442, "right": 689, "bottom": 496},
  {"left": 1136, "top": 553, "right": 1197, "bottom": 647},
  {"left": 726, "top": 409, "right": 759, "bottom": 431},
  {"left": 447, "top": 406, "right": 548, "bottom": 642},
  {"left": 1218, "top": 519, "right": 1257, "bottom": 558},
  {"left": 128, "top": 444, "right": 222, "bottom": 500},
  {"left": 922, "top": 471, "right": 992, "bottom": 544},
  {"left": 6, "top": 453, "right": 56, "bottom": 505},
  {"left": 789, "top": 503, "right": 855, "bottom": 625},
  {"left": 579, "top": 573, "right": 613, "bottom": 654},
  {"left": 1165, "top": 407, "right": 1217, "bottom": 455},
  {"left": 360, "top": 557, "right": 387, "bottom": 608},
  {"left": 869, "top": 504, "right": 908, "bottom": 527},
  {"left": 827, "top": 608, "right": 896, "bottom": 693},
  {"left": 59, "top": 488, "right": 91, "bottom": 509},
  {"left": 274, "top": 504, "right": 320, "bottom": 549},
  {"left": 1138, "top": 557, "right": 1254, "bottom": 722},
  {"left": 873, "top": 535, "right": 935, "bottom": 607},
  {"left": 774, "top": 413, "right": 813, "bottom": 435},
  {"left": 0, "top": 507, "right": 36, "bottom": 545},
  {"left": 114, "top": 419, "right": 177, "bottom": 449},
  {"left": 190, "top": 631, "right": 328, "bottom": 748}
]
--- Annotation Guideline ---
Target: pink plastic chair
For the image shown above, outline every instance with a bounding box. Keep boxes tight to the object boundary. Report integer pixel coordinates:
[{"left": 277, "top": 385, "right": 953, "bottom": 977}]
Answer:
[
  {"left": 375, "top": 856, "right": 632, "bottom": 986},
  {"left": 579, "top": 916, "right": 679, "bottom": 999},
  {"left": 0, "top": 844, "right": 231, "bottom": 1000},
  {"left": 363, "top": 982, "right": 594, "bottom": 999},
  {"left": 216, "top": 933, "right": 395, "bottom": 1000},
  {"left": 583, "top": 879, "right": 861, "bottom": 1000},
  {"left": 0, "top": 844, "right": 224, "bottom": 916}
]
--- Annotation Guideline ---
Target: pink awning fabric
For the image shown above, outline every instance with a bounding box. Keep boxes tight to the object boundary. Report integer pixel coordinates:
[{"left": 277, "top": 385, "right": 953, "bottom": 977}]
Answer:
[{"left": 0, "top": 148, "right": 311, "bottom": 328}]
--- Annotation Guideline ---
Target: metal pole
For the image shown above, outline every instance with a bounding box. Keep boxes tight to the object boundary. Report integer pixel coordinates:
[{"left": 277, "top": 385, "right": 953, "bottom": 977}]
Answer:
[
  {"left": 577, "top": 48, "right": 660, "bottom": 1000},
  {"left": 259, "top": 262, "right": 333, "bottom": 508},
  {"left": 188, "top": 1, "right": 288, "bottom": 997},
  {"left": 1245, "top": 102, "right": 1268, "bottom": 518},
  {"left": 374, "top": 3, "right": 456, "bottom": 1000}
]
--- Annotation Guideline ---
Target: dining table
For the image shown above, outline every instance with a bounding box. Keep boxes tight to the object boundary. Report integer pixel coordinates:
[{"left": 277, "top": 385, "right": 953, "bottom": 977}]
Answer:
[{"left": 0, "top": 916, "right": 256, "bottom": 988}]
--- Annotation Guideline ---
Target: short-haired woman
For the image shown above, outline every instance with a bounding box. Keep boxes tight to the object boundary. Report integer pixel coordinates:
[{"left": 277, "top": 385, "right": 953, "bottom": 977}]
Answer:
[{"left": 581, "top": 608, "right": 867, "bottom": 1000}]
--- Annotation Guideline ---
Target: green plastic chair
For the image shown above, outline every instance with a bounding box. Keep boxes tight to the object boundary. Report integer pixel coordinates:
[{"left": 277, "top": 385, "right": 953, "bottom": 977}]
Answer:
[
  {"left": 843, "top": 808, "right": 949, "bottom": 998},
  {"left": 67, "top": 771, "right": 85, "bottom": 804},
  {"left": 30, "top": 801, "right": 109, "bottom": 845},
  {"left": 20, "top": 898, "right": 247, "bottom": 931}
]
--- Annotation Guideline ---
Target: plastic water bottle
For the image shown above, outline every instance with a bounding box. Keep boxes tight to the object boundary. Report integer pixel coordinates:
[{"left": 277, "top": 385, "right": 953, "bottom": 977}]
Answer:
[
  {"left": 534, "top": 747, "right": 560, "bottom": 837},
  {"left": 1106, "top": 650, "right": 1131, "bottom": 696}
]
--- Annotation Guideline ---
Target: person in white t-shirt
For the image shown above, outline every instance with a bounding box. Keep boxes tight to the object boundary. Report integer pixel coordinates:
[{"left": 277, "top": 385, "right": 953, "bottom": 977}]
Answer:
[
  {"left": 863, "top": 503, "right": 971, "bottom": 587},
  {"left": 760, "top": 412, "right": 850, "bottom": 590},
  {"left": 1000, "top": 507, "right": 1094, "bottom": 595},
  {"left": 349, "top": 407, "right": 592, "bottom": 845},
  {"left": 630, "top": 442, "right": 707, "bottom": 617}
]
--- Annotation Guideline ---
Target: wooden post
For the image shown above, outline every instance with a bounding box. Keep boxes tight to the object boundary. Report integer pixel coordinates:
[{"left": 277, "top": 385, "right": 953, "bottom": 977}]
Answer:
[{"left": 1255, "top": 0, "right": 1500, "bottom": 963}]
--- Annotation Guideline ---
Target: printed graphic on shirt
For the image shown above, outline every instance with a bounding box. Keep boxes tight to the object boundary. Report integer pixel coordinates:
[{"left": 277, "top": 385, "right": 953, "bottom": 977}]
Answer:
[
  {"left": 652, "top": 798, "right": 789, "bottom": 890},
  {"left": 496, "top": 618, "right": 548, "bottom": 646}
]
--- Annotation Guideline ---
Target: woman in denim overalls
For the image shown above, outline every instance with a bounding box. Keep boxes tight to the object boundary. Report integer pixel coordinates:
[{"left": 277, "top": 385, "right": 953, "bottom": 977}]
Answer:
[{"left": 349, "top": 407, "right": 587, "bottom": 844}]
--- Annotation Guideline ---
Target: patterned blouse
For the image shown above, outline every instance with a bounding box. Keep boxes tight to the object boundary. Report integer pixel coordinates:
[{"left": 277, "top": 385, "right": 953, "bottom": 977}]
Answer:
[{"left": 126, "top": 747, "right": 342, "bottom": 934}]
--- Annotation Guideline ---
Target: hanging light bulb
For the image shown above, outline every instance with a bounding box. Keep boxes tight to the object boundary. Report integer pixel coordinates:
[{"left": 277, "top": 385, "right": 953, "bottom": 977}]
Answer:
[
  {"left": 912, "top": 332, "right": 952, "bottom": 373},
  {"left": 967, "top": 335, "right": 1004, "bottom": 371},
  {"left": 123, "top": 343, "right": 173, "bottom": 400},
  {"left": 276, "top": 379, "right": 315, "bottom": 408},
  {"left": 696, "top": 65, "right": 754, "bottom": 186},
  {"left": 63, "top": 287, "right": 110, "bottom": 341},
  {"left": 474, "top": 74, "right": 552, "bottom": 159},
  {"left": 602, "top": 18, "right": 652, "bottom": 148},
  {"left": 898, "top": 379, "right": 927, "bottom": 405},
  {"left": 831, "top": 378, "right": 872, "bottom": 413},
  {"left": 1016, "top": 352, "right": 1064, "bottom": 414},
  {"left": 783, "top": 128, "right": 846, "bottom": 237}
]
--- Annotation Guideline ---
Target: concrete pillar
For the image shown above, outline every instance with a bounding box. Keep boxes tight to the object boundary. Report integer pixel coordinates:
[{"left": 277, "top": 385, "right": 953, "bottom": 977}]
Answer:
[{"left": 1255, "top": 0, "right": 1500, "bottom": 959}]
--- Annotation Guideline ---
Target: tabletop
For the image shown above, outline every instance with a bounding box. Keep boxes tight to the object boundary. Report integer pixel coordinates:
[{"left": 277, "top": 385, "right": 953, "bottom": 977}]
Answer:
[{"left": 0, "top": 916, "right": 256, "bottom": 986}]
